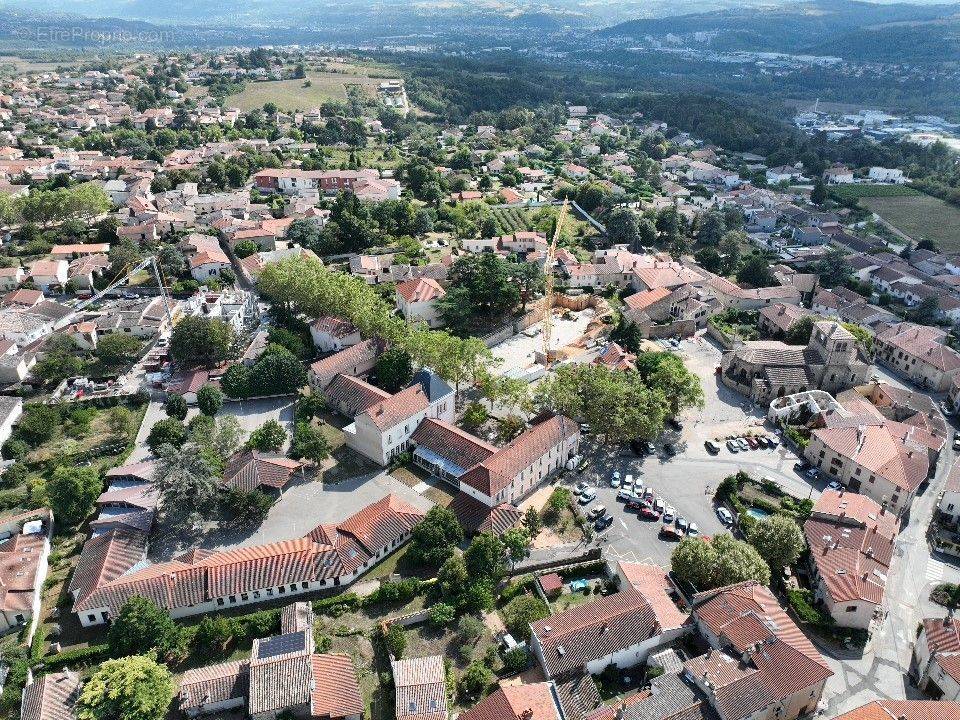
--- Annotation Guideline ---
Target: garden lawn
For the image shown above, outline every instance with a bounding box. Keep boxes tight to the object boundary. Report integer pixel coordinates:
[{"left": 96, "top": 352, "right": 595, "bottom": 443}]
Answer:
[{"left": 861, "top": 193, "right": 960, "bottom": 251}]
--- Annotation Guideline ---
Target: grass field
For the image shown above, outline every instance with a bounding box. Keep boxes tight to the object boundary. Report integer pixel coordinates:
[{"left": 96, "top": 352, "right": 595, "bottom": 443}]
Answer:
[
  {"left": 227, "top": 65, "right": 385, "bottom": 111},
  {"left": 829, "top": 184, "right": 920, "bottom": 201},
  {"left": 861, "top": 193, "right": 960, "bottom": 250}
]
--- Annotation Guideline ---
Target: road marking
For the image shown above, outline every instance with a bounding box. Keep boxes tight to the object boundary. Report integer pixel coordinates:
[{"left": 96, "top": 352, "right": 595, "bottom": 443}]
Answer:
[{"left": 926, "top": 559, "right": 946, "bottom": 583}]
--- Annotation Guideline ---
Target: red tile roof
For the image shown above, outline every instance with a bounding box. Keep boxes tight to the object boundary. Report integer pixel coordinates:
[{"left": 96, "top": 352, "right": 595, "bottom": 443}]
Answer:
[
  {"left": 459, "top": 683, "right": 563, "bottom": 720},
  {"left": 311, "top": 653, "right": 365, "bottom": 719},
  {"left": 222, "top": 450, "right": 303, "bottom": 493},
  {"left": 616, "top": 562, "right": 689, "bottom": 632},
  {"left": 447, "top": 492, "right": 525, "bottom": 535},
  {"left": 392, "top": 655, "right": 447, "bottom": 720},
  {"left": 359, "top": 384, "right": 430, "bottom": 432},
  {"left": 832, "top": 700, "right": 960, "bottom": 720},
  {"left": 531, "top": 588, "right": 660, "bottom": 677},
  {"left": 396, "top": 277, "right": 445, "bottom": 303},
  {"left": 68, "top": 528, "right": 148, "bottom": 608},
  {"left": 21, "top": 671, "right": 81, "bottom": 720},
  {"left": 410, "top": 419, "right": 498, "bottom": 472}
]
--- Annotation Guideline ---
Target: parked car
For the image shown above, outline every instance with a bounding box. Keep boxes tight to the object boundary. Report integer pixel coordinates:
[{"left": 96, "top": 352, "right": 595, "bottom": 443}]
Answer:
[
  {"left": 578, "top": 489, "right": 596, "bottom": 504},
  {"left": 594, "top": 514, "right": 614, "bottom": 531},
  {"left": 580, "top": 423, "right": 592, "bottom": 435},
  {"left": 626, "top": 499, "right": 647, "bottom": 511},
  {"left": 624, "top": 474, "right": 634, "bottom": 492},
  {"left": 663, "top": 442, "right": 677, "bottom": 457},
  {"left": 653, "top": 497, "right": 664, "bottom": 514},
  {"left": 617, "top": 489, "right": 635, "bottom": 502},
  {"left": 659, "top": 524, "right": 683, "bottom": 540},
  {"left": 643, "top": 487, "right": 656, "bottom": 502},
  {"left": 953, "top": 438, "right": 960, "bottom": 451},
  {"left": 639, "top": 506, "right": 661, "bottom": 520},
  {"left": 588, "top": 505, "right": 607, "bottom": 519},
  {"left": 675, "top": 517, "right": 689, "bottom": 535},
  {"left": 756, "top": 436, "right": 771, "bottom": 449},
  {"left": 767, "top": 435, "right": 780, "bottom": 447},
  {"left": 574, "top": 481, "right": 589, "bottom": 495},
  {"left": 716, "top": 507, "right": 734, "bottom": 525},
  {"left": 705, "top": 440, "right": 720, "bottom": 454},
  {"left": 805, "top": 468, "right": 820, "bottom": 480},
  {"left": 827, "top": 480, "right": 842, "bottom": 492},
  {"left": 737, "top": 438, "right": 750, "bottom": 451},
  {"left": 745, "top": 437, "right": 759, "bottom": 449},
  {"left": 793, "top": 461, "right": 809, "bottom": 473},
  {"left": 610, "top": 471, "right": 621, "bottom": 488},
  {"left": 727, "top": 440, "right": 739, "bottom": 453},
  {"left": 686, "top": 522, "right": 700, "bottom": 538},
  {"left": 662, "top": 505, "right": 676, "bottom": 524},
  {"left": 941, "top": 400, "right": 955, "bottom": 417},
  {"left": 576, "top": 457, "right": 590, "bottom": 472},
  {"left": 668, "top": 417, "right": 683, "bottom": 431}
]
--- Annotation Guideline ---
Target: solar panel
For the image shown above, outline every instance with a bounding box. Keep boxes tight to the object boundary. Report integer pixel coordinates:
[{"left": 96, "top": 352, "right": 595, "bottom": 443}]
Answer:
[{"left": 255, "top": 631, "right": 307, "bottom": 660}]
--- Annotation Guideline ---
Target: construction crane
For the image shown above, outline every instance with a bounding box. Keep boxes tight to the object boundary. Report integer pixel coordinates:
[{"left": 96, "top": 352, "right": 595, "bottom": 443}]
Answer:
[
  {"left": 542, "top": 199, "right": 569, "bottom": 362},
  {"left": 74, "top": 255, "right": 175, "bottom": 329}
]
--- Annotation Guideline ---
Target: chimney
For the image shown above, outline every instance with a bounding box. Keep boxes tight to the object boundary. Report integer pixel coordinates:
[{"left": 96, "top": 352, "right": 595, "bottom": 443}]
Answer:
[{"left": 519, "top": 709, "right": 534, "bottom": 720}]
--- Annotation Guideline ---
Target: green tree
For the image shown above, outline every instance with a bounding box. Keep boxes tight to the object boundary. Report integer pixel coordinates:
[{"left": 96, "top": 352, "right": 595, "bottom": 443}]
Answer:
[
  {"left": 605, "top": 207, "right": 639, "bottom": 248},
  {"left": 108, "top": 597, "right": 182, "bottom": 659},
  {"left": 633, "top": 352, "right": 704, "bottom": 417},
  {"left": 15, "top": 404, "right": 60, "bottom": 446},
  {"left": 464, "top": 533, "right": 507, "bottom": 587},
  {"left": 247, "top": 419, "right": 287, "bottom": 451},
  {"left": 165, "top": 394, "right": 188, "bottom": 420},
  {"left": 96, "top": 333, "right": 142, "bottom": 366},
  {"left": 736, "top": 253, "right": 775, "bottom": 288},
  {"left": 221, "top": 364, "right": 252, "bottom": 399},
  {"left": 169, "top": 316, "right": 238, "bottom": 368},
  {"left": 810, "top": 178, "right": 827, "bottom": 206},
  {"left": 147, "top": 418, "right": 187, "bottom": 454},
  {"left": 694, "top": 246, "right": 723, "bottom": 273},
  {"left": 234, "top": 239, "right": 259, "bottom": 259},
  {"left": 502, "top": 595, "right": 548, "bottom": 642},
  {"left": 671, "top": 533, "right": 771, "bottom": 591},
  {"left": 429, "top": 603, "right": 456, "bottom": 627},
  {"left": 745, "top": 515, "right": 805, "bottom": 571},
  {"left": 785, "top": 316, "right": 815, "bottom": 345},
  {"left": 698, "top": 210, "right": 726, "bottom": 246},
  {"left": 197, "top": 384, "right": 224, "bottom": 417},
  {"left": 375, "top": 347, "right": 414, "bottom": 393},
  {"left": 251, "top": 346, "right": 307, "bottom": 395},
  {"left": 76, "top": 655, "right": 174, "bottom": 720},
  {"left": 437, "top": 555, "right": 471, "bottom": 602},
  {"left": 812, "top": 247, "right": 853, "bottom": 288},
  {"left": 152, "top": 442, "right": 218, "bottom": 526},
  {"left": 46, "top": 466, "right": 101, "bottom": 528},
  {"left": 384, "top": 624, "right": 406, "bottom": 659},
  {"left": 459, "top": 661, "right": 492, "bottom": 700},
  {"left": 408, "top": 506, "right": 464, "bottom": 569},
  {"left": 289, "top": 421, "right": 331, "bottom": 463}
]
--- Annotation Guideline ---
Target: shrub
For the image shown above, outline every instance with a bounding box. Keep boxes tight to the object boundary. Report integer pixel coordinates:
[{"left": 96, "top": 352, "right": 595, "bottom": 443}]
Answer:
[
  {"left": 429, "top": 603, "right": 456, "bottom": 627},
  {"left": 384, "top": 624, "right": 406, "bottom": 659},
  {"left": 501, "top": 595, "right": 549, "bottom": 642},
  {"left": 503, "top": 646, "right": 530, "bottom": 674},
  {"left": 2, "top": 438, "right": 29, "bottom": 461},
  {"left": 457, "top": 614, "right": 485, "bottom": 644}
]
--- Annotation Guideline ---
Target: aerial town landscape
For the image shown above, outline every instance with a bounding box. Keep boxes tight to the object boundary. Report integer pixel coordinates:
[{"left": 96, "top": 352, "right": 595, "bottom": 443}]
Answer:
[{"left": 0, "top": 1, "right": 959, "bottom": 720}]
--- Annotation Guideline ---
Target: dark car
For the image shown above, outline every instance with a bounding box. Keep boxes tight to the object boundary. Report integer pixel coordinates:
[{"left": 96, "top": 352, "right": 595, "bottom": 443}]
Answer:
[
  {"left": 594, "top": 514, "right": 614, "bottom": 531},
  {"left": 630, "top": 439, "right": 657, "bottom": 456},
  {"left": 704, "top": 440, "right": 720, "bottom": 455}
]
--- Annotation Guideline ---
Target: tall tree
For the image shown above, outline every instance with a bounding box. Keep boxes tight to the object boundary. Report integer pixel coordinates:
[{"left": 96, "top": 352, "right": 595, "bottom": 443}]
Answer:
[
  {"left": 77, "top": 655, "right": 174, "bottom": 720},
  {"left": 152, "top": 442, "right": 218, "bottom": 527}
]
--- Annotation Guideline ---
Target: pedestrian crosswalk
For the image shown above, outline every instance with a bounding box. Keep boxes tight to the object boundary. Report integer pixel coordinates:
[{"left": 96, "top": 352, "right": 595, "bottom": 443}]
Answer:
[{"left": 926, "top": 559, "right": 947, "bottom": 583}]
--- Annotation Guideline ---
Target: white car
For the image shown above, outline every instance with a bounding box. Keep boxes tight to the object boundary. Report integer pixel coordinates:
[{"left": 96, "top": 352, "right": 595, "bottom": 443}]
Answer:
[
  {"left": 653, "top": 497, "right": 665, "bottom": 514},
  {"left": 716, "top": 507, "right": 734, "bottom": 525},
  {"left": 827, "top": 480, "right": 842, "bottom": 492},
  {"left": 662, "top": 505, "right": 676, "bottom": 524},
  {"left": 736, "top": 438, "right": 750, "bottom": 451},
  {"left": 578, "top": 489, "right": 597, "bottom": 504},
  {"left": 686, "top": 522, "right": 699, "bottom": 538},
  {"left": 624, "top": 474, "right": 635, "bottom": 493},
  {"left": 610, "top": 471, "right": 621, "bottom": 488}
]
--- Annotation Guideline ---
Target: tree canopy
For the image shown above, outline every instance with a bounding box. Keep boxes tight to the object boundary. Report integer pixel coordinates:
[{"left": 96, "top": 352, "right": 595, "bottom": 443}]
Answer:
[
  {"left": 169, "top": 316, "right": 238, "bottom": 368},
  {"left": 671, "top": 533, "right": 771, "bottom": 591},
  {"left": 76, "top": 655, "right": 174, "bottom": 720}
]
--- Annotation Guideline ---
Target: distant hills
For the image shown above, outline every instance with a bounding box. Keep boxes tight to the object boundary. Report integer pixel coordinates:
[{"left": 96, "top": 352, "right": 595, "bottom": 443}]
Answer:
[{"left": 599, "top": 0, "right": 960, "bottom": 63}]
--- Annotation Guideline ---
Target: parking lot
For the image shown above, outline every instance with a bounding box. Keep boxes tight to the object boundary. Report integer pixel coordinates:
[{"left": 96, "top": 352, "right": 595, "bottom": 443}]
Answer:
[{"left": 559, "top": 333, "right": 825, "bottom": 568}]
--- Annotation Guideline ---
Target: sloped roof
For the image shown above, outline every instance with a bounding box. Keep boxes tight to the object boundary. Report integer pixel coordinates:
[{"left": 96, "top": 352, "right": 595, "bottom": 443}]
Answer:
[{"left": 222, "top": 450, "right": 303, "bottom": 493}]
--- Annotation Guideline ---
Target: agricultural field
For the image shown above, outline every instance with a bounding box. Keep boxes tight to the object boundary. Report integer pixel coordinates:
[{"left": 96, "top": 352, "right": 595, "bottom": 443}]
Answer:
[
  {"left": 828, "top": 184, "right": 920, "bottom": 202},
  {"left": 491, "top": 206, "right": 533, "bottom": 233},
  {"left": 860, "top": 193, "right": 960, "bottom": 251},
  {"left": 226, "top": 63, "right": 389, "bottom": 111}
]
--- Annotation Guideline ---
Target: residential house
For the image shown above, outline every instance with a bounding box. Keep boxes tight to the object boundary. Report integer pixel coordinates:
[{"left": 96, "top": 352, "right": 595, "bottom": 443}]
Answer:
[
  {"left": 221, "top": 451, "right": 304, "bottom": 495},
  {"left": 73, "top": 494, "right": 425, "bottom": 626},
  {"left": 0, "top": 267, "right": 24, "bottom": 292},
  {"left": 310, "top": 316, "right": 362, "bottom": 353},
  {"left": 803, "top": 489, "right": 897, "bottom": 629},
  {"left": 392, "top": 656, "right": 448, "bottom": 720},
  {"left": 309, "top": 339, "right": 382, "bottom": 391},
  {"left": 874, "top": 323, "right": 960, "bottom": 392},
  {"left": 0, "top": 395, "right": 22, "bottom": 447},
  {"left": 758, "top": 303, "right": 814, "bottom": 338},
  {"left": 458, "top": 683, "right": 566, "bottom": 720},
  {"left": 342, "top": 371, "right": 455, "bottom": 466},
  {"left": 27, "top": 260, "right": 68, "bottom": 292},
  {"left": 396, "top": 278, "right": 446, "bottom": 329},
  {"left": 913, "top": 617, "right": 960, "bottom": 701},
  {"left": 684, "top": 581, "right": 833, "bottom": 720},
  {"left": 530, "top": 587, "right": 688, "bottom": 680},
  {"left": 21, "top": 671, "right": 81, "bottom": 720},
  {"left": 178, "top": 602, "right": 364, "bottom": 720},
  {"left": 833, "top": 700, "right": 960, "bottom": 720},
  {"left": 824, "top": 166, "right": 855, "bottom": 184},
  {"left": 0, "top": 509, "right": 51, "bottom": 635}
]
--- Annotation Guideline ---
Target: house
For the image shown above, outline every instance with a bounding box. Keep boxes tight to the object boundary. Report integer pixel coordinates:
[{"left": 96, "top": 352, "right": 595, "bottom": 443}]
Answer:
[
  {"left": 0, "top": 395, "right": 22, "bottom": 447},
  {"left": 27, "top": 260, "right": 68, "bottom": 292},
  {"left": 913, "top": 617, "right": 960, "bottom": 700},
  {"left": 804, "top": 414, "right": 940, "bottom": 516},
  {"left": 833, "top": 700, "right": 960, "bottom": 720},
  {"left": 310, "top": 316, "right": 362, "bottom": 353},
  {"left": 941, "top": 462, "right": 960, "bottom": 526},
  {"left": 706, "top": 275, "right": 802, "bottom": 311},
  {"left": 758, "top": 303, "right": 814, "bottom": 337},
  {"left": 0, "top": 266, "right": 24, "bottom": 292},
  {"left": 392, "top": 656, "right": 448, "bottom": 720},
  {"left": 803, "top": 489, "right": 896, "bottom": 629},
  {"left": 458, "top": 683, "right": 565, "bottom": 720},
  {"left": 721, "top": 321, "right": 871, "bottom": 404},
  {"left": 73, "top": 494, "right": 425, "bottom": 626},
  {"left": 868, "top": 167, "right": 907, "bottom": 184},
  {"left": 0, "top": 509, "right": 52, "bottom": 635},
  {"left": 765, "top": 166, "right": 801, "bottom": 184},
  {"left": 685, "top": 581, "right": 833, "bottom": 720},
  {"left": 530, "top": 586, "right": 688, "bottom": 680},
  {"left": 396, "top": 278, "right": 446, "bottom": 329},
  {"left": 309, "top": 339, "right": 382, "bottom": 391},
  {"left": 21, "top": 670, "right": 81, "bottom": 720},
  {"left": 824, "top": 166, "right": 855, "bottom": 184},
  {"left": 874, "top": 323, "right": 960, "bottom": 392},
  {"left": 178, "top": 602, "right": 364, "bottom": 720},
  {"left": 222, "top": 450, "right": 304, "bottom": 494},
  {"left": 342, "top": 371, "right": 455, "bottom": 466},
  {"left": 189, "top": 247, "right": 232, "bottom": 282}
]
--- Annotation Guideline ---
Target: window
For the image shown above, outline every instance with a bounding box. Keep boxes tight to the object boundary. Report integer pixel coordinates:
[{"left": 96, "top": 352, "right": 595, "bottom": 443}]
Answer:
[
  {"left": 301, "top": 582, "right": 308, "bottom": 589},
  {"left": 241, "top": 593, "right": 249, "bottom": 601},
  {"left": 217, "top": 598, "right": 225, "bottom": 606},
  {"left": 846, "top": 606, "right": 857, "bottom": 612},
  {"left": 279, "top": 586, "right": 286, "bottom": 594},
  {"left": 88, "top": 614, "right": 96, "bottom": 623},
  {"left": 253, "top": 591, "right": 261, "bottom": 599},
  {"left": 855, "top": 468, "right": 861, "bottom": 476}
]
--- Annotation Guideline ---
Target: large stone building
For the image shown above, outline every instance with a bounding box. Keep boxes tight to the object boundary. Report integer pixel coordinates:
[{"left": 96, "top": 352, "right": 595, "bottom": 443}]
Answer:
[{"left": 721, "top": 321, "right": 872, "bottom": 404}]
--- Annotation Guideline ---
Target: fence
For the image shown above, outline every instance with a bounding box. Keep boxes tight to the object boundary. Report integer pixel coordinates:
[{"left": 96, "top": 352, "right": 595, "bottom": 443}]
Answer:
[
  {"left": 706, "top": 320, "right": 741, "bottom": 350},
  {"left": 510, "top": 546, "right": 602, "bottom": 575}
]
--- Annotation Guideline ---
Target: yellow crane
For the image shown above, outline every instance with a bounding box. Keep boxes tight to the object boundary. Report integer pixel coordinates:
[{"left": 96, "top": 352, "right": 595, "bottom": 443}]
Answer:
[{"left": 542, "top": 199, "right": 569, "bottom": 362}]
